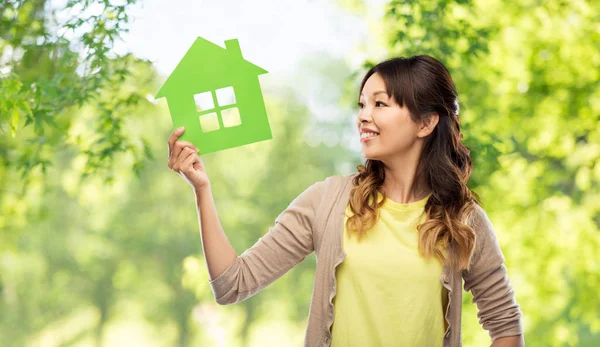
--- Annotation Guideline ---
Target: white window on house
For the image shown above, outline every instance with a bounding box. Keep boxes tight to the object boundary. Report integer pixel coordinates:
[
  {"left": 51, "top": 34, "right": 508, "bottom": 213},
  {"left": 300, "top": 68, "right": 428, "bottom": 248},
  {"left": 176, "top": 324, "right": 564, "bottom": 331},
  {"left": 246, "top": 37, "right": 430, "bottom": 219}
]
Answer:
[
  {"left": 194, "top": 91, "right": 214, "bottom": 110},
  {"left": 199, "top": 112, "right": 219, "bottom": 132},
  {"left": 195, "top": 86, "right": 241, "bottom": 133}
]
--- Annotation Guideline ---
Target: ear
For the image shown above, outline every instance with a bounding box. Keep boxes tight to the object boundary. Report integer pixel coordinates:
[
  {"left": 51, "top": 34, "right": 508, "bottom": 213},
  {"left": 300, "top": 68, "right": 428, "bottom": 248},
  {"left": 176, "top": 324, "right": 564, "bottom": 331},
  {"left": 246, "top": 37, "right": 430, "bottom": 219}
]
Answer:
[{"left": 417, "top": 112, "right": 439, "bottom": 138}]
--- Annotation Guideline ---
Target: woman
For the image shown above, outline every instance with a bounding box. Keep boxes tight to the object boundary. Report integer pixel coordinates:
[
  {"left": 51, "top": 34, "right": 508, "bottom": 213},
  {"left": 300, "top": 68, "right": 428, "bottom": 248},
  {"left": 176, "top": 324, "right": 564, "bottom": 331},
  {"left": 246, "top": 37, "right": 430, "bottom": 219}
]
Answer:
[{"left": 167, "top": 55, "right": 524, "bottom": 346}]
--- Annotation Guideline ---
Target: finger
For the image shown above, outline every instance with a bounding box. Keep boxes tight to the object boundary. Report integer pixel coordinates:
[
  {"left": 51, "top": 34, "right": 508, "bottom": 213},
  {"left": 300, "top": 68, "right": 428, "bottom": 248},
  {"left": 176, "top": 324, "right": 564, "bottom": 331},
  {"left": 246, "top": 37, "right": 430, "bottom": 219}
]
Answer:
[
  {"left": 169, "top": 141, "right": 198, "bottom": 168},
  {"left": 177, "top": 140, "right": 198, "bottom": 151},
  {"left": 168, "top": 127, "right": 185, "bottom": 154},
  {"left": 173, "top": 147, "right": 193, "bottom": 171},
  {"left": 168, "top": 144, "right": 186, "bottom": 168},
  {"left": 176, "top": 148, "right": 198, "bottom": 174},
  {"left": 172, "top": 147, "right": 196, "bottom": 172},
  {"left": 179, "top": 148, "right": 199, "bottom": 174}
]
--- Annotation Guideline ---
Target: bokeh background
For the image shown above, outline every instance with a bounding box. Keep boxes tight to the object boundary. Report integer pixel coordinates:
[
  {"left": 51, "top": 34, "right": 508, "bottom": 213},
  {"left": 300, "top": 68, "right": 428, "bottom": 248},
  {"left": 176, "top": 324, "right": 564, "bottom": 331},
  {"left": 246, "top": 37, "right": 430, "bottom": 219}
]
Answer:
[{"left": 1, "top": 0, "right": 599, "bottom": 346}]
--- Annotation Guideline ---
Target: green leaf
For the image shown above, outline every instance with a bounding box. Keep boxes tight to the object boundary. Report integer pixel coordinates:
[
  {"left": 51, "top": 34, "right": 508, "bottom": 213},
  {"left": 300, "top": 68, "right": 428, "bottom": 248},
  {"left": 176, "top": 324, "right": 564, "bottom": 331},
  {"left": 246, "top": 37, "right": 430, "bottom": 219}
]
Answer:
[{"left": 10, "top": 107, "right": 19, "bottom": 138}]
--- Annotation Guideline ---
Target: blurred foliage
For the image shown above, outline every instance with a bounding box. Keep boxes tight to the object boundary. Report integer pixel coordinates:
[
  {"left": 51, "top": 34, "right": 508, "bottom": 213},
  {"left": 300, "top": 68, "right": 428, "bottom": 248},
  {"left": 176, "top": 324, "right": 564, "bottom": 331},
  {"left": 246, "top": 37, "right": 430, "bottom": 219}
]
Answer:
[
  {"left": 0, "top": 0, "right": 599, "bottom": 346},
  {"left": 0, "top": 0, "right": 159, "bottom": 250},
  {"left": 0, "top": 0, "right": 152, "bottom": 187}
]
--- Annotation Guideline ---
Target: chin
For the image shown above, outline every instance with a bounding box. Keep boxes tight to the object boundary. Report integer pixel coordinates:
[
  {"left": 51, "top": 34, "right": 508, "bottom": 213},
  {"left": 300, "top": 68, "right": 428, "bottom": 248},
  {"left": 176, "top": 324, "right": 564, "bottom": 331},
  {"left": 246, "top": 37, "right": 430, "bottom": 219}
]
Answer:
[{"left": 362, "top": 152, "right": 381, "bottom": 161}]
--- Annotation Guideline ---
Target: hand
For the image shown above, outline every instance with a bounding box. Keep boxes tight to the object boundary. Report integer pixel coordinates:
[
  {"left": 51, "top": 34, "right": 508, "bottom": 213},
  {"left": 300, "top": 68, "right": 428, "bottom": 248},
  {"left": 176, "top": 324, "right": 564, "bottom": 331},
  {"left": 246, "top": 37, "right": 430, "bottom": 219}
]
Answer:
[{"left": 167, "top": 127, "right": 210, "bottom": 192}]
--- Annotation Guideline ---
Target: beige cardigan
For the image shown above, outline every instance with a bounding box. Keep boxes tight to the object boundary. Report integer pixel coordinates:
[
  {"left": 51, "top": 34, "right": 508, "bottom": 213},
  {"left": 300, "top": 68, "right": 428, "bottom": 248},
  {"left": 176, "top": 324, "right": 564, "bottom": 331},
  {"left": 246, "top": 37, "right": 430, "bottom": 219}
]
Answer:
[{"left": 208, "top": 173, "right": 524, "bottom": 346}]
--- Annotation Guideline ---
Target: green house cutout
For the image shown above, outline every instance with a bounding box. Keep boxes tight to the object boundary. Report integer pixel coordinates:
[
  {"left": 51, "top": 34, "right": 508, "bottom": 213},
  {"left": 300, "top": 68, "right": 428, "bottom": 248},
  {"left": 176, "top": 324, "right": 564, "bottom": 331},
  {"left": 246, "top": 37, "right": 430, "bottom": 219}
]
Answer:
[{"left": 155, "top": 37, "right": 272, "bottom": 155}]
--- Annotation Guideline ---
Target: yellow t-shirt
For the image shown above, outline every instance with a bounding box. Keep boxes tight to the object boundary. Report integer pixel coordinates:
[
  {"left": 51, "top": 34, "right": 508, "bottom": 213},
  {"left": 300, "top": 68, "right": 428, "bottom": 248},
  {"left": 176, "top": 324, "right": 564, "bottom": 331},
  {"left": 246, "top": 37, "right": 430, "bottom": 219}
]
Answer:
[{"left": 330, "top": 190, "right": 445, "bottom": 346}]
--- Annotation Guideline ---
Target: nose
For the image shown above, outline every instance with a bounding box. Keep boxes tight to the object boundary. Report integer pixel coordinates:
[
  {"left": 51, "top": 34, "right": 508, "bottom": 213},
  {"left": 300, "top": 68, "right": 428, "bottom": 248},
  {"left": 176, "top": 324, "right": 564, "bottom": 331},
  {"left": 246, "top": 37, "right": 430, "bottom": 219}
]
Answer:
[{"left": 357, "top": 105, "right": 374, "bottom": 127}]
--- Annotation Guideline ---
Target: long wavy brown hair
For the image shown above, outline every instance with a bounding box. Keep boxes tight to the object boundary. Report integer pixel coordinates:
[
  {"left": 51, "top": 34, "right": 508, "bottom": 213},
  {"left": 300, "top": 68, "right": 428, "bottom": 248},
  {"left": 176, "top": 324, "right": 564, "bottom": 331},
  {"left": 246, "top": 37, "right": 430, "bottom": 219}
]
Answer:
[{"left": 346, "top": 55, "right": 482, "bottom": 272}]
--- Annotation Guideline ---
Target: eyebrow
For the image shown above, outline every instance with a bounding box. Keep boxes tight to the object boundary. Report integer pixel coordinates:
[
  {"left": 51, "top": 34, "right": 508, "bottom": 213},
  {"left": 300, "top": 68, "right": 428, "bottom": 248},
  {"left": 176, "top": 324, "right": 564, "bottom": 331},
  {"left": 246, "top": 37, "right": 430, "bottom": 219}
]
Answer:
[{"left": 360, "top": 90, "right": 388, "bottom": 97}]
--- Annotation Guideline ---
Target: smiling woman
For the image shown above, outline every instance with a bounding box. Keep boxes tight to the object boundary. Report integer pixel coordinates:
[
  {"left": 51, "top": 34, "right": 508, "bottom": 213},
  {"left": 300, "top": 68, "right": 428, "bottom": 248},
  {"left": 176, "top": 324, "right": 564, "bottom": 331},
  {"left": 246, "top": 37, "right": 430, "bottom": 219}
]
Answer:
[
  {"left": 334, "top": 55, "right": 524, "bottom": 346},
  {"left": 349, "top": 56, "right": 474, "bottom": 270},
  {"left": 200, "top": 54, "right": 523, "bottom": 347}
]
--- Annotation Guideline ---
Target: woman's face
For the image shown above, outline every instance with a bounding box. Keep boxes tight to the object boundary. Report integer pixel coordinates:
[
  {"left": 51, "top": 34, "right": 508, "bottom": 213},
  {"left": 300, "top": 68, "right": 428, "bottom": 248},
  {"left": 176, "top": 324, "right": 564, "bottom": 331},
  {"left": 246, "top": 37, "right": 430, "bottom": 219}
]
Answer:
[{"left": 356, "top": 72, "right": 422, "bottom": 161}]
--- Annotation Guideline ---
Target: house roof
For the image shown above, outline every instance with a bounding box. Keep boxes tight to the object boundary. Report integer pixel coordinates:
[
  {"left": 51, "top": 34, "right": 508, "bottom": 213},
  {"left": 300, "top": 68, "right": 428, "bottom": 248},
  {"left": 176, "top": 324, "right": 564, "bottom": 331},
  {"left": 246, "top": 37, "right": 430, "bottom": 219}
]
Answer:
[{"left": 155, "top": 37, "right": 268, "bottom": 99}]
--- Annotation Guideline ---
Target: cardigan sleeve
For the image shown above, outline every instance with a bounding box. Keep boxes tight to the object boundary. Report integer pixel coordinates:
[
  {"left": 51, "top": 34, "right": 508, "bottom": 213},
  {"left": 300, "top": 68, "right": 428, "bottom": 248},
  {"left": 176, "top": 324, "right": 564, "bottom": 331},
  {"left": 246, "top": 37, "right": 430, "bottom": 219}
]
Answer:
[
  {"left": 208, "top": 179, "right": 325, "bottom": 305},
  {"left": 462, "top": 204, "right": 524, "bottom": 342}
]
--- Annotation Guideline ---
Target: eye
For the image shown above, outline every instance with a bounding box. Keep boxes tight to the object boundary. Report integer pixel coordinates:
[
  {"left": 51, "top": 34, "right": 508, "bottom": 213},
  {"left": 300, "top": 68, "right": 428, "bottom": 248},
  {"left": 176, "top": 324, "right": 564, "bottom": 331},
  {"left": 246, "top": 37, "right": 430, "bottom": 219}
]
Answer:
[{"left": 357, "top": 101, "right": 385, "bottom": 108}]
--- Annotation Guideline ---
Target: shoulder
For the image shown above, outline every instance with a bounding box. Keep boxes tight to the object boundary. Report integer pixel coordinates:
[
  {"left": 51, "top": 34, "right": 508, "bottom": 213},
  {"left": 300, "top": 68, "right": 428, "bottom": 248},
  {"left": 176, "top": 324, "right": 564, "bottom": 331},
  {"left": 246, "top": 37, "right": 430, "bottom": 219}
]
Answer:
[
  {"left": 306, "top": 173, "right": 357, "bottom": 204},
  {"left": 323, "top": 172, "right": 358, "bottom": 186},
  {"left": 293, "top": 175, "right": 347, "bottom": 203},
  {"left": 309, "top": 173, "right": 356, "bottom": 189},
  {"left": 318, "top": 173, "right": 358, "bottom": 196}
]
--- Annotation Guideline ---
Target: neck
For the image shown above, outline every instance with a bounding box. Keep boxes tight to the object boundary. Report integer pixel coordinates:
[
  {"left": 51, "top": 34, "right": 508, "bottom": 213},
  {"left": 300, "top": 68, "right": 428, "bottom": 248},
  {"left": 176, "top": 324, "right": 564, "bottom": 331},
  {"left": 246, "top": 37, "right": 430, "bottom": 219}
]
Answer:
[{"left": 380, "top": 164, "right": 430, "bottom": 204}]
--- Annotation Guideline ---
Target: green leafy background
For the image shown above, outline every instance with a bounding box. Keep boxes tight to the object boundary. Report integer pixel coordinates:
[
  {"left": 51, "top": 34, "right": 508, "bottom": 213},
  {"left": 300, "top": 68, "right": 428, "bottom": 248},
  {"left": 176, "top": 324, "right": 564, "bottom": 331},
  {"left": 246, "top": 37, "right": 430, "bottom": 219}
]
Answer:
[{"left": 1, "top": 0, "right": 599, "bottom": 346}]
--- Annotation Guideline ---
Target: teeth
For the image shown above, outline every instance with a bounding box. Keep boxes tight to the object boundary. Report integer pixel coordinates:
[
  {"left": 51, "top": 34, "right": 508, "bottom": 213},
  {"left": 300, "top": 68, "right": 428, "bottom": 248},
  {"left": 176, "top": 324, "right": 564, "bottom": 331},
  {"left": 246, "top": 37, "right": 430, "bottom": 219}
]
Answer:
[{"left": 361, "top": 132, "right": 379, "bottom": 139}]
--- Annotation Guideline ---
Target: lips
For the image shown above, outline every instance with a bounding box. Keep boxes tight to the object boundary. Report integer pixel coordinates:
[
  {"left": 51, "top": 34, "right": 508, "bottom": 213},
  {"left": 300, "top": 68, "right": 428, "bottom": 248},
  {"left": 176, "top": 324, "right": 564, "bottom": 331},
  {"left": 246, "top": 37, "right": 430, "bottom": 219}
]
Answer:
[
  {"left": 360, "top": 127, "right": 379, "bottom": 134},
  {"left": 360, "top": 133, "right": 379, "bottom": 142}
]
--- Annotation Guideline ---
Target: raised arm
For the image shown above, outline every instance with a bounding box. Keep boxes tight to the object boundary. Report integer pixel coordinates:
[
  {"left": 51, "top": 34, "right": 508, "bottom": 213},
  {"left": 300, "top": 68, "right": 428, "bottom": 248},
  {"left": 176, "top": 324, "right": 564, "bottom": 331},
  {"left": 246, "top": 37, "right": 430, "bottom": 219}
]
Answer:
[
  {"left": 462, "top": 204, "right": 525, "bottom": 345},
  {"left": 201, "top": 179, "right": 325, "bottom": 305}
]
